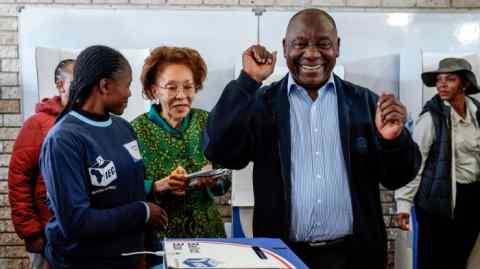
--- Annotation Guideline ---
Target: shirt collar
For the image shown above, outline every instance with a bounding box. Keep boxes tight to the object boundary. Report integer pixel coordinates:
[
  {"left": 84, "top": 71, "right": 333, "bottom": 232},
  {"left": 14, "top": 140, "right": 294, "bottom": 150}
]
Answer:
[
  {"left": 446, "top": 98, "right": 477, "bottom": 126},
  {"left": 287, "top": 72, "right": 336, "bottom": 96},
  {"left": 147, "top": 105, "right": 190, "bottom": 137}
]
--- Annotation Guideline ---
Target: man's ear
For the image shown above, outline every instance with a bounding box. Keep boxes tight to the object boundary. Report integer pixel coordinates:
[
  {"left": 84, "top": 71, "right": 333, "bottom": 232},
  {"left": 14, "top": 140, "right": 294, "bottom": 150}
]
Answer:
[
  {"left": 56, "top": 81, "right": 65, "bottom": 93},
  {"left": 282, "top": 38, "right": 287, "bottom": 59}
]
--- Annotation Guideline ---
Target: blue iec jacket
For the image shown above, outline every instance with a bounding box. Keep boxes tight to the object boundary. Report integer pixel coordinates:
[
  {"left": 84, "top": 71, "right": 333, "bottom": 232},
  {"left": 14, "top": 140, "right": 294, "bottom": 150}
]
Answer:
[{"left": 203, "top": 71, "right": 421, "bottom": 268}]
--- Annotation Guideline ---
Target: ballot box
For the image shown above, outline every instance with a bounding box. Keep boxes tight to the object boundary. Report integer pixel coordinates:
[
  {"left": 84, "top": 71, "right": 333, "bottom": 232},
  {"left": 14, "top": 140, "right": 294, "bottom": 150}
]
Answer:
[{"left": 163, "top": 238, "right": 307, "bottom": 269}]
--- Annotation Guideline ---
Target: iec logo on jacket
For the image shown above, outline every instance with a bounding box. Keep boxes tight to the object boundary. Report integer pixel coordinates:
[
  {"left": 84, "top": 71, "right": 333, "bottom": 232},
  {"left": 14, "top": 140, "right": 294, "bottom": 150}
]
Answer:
[{"left": 88, "top": 156, "right": 118, "bottom": 194}]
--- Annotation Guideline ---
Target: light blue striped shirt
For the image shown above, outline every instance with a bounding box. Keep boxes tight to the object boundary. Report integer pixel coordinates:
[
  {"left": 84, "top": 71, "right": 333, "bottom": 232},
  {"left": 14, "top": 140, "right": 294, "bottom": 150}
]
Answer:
[{"left": 288, "top": 73, "right": 353, "bottom": 242}]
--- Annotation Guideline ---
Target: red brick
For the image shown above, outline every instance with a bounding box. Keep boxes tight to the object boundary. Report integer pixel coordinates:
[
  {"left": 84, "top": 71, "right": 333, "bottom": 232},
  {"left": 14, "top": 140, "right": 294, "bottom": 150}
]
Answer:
[
  {"left": 0, "top": 141, "right": 14, "bottom": 153},
  {"left": 0, "top": 207, "right": 11, "bottom": 219},
  {"left": 0, "top": 246, "right": 28, "bottom": 258},
  {"left": 386, "top": 228, "right": 397, "bottom": 240},
  {"left": 0, "top": 46, "right": 17, "bottom": 58},
  {"left": 0, "top": 154, "right": 10, "bottom": 167},
  {"left": 1, "top": 87, "right": 20, "bottom": 99},
  {"left": 0, "top": 182, "right": 7, "bottom": 193},
  {"left": 3, "top": 114, "right": 22, "bottom": 126},
  {"left": 382, "top": 202, "right": 395, "bottom": 216},
  {"left": 0, "top": 220, "right": 14, "bottom": 233},
  {"left": 387, "top": 240, "right": 395, "bottom": 251},
  {"left": 0, "top": 18, "right": 17, "bottom": 31},
  {"left": 16, "top": 0, "right": 53, "bottom": 3},
  {"left": 0, "top": 127, "right": 19, "bottom": 139},
  {"left": 0, "top": 168, "right": 6, "bottom": 180},
  {"left": 0, "top": 72, "right": 17, "bottom": 86},
  {"left": 0, "top": 100, "right": 19, "bottom": 113},
  {"left": 384, "top": 215, "right": 392, "bottom": 227},
  {"left": 0, "top": 194, "right": 9, "bottom": 206},
  {"left": 0, "top": 258, "right": 30, "bottom": 269},
  {"left": 0, "top": 32, "right": 16, "bottom": 45},
  {"left": 380, "top": 190, "right": 394, "bottom": 202},
  {"left": 0, "top": 232, "right": 22, "bottom": 244}
]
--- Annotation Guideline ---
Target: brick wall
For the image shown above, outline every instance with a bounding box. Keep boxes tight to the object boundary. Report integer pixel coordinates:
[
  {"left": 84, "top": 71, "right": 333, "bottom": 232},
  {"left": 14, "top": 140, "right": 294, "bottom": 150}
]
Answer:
[{"left": 0, "top": 0, "right": 479, "bottom": 268}]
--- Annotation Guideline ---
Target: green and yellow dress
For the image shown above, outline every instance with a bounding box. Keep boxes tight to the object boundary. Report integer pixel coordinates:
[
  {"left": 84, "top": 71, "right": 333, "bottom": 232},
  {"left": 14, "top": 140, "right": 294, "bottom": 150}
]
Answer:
[{"left": 131, "top": 105, "right": 230, "bottom": 240}]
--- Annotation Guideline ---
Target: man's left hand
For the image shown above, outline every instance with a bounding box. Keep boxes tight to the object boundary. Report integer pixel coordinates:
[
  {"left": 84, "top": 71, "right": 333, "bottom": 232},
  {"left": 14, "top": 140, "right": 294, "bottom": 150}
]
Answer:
[{"left": 375, "top": 93, "right": 407, "bottom": 140}]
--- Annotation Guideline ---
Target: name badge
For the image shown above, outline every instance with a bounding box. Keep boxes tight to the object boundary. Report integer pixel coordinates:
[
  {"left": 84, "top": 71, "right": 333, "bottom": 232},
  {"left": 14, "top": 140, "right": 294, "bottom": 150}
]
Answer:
[{"left": 124, "top": 140, "right": 142, "bottom": 162}]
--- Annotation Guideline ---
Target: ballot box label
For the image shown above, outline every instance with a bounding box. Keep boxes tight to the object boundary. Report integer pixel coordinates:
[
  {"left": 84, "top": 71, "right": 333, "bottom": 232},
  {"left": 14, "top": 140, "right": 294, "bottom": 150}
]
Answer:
[
  {"left": 164, "top": 240, "right": 295, "bottom": 269},
  {"left": 88, "top": 156, "right": 118, "bottom": 187}
]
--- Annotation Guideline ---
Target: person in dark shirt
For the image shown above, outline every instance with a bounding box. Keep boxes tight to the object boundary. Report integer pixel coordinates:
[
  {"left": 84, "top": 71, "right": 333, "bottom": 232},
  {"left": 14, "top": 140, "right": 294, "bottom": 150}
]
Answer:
[{"left": 40, "top": 45, "right": 167, "bottom": 269}]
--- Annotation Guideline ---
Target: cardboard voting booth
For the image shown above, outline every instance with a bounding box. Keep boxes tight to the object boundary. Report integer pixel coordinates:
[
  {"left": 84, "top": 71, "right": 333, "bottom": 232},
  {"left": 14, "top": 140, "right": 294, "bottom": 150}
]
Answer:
[{"left": 163, "top": 238, "right": 307, "bottom": 269}]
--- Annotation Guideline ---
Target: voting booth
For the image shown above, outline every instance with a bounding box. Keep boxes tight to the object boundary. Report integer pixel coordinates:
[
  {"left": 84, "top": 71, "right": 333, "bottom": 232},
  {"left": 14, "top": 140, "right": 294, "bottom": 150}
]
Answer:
[{"left": 18, "top": 8, "right": 480, "bottom": 269}]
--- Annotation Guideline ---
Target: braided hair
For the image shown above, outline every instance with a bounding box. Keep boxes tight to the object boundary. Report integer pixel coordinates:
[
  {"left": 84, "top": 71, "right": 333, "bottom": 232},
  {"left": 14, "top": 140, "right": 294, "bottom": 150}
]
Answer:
[
  {"left": 54, "top": 59, "right": 75, "bottom": 86},
  {"left": 57, "top": 45, "right": 130, "bottom": 122}
]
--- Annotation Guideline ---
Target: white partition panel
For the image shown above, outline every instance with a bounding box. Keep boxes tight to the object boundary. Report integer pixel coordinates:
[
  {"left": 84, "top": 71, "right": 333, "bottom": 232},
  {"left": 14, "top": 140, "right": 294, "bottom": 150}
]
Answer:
[{"left": 19, "top": 8, "right": 257, "bottom": 117}]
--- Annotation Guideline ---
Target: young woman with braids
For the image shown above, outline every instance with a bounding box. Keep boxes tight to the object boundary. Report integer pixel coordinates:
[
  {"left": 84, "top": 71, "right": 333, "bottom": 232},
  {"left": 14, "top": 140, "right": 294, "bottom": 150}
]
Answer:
[{"left": 39, "top": 45, "right": 168, "bottom": 269}]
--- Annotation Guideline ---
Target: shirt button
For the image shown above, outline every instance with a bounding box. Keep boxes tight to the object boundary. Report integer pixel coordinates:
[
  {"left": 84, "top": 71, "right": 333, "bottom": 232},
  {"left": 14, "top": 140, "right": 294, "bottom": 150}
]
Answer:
[
  {"left": 314, "top": 128, "right": 318, "bottom": 132},
  {"left": 317, "top": 199, "right": 321, "bottom": 204},
  {"left": 315, "top": 151, "right": 320, "bottom": 155},
  {"left": 316, "top": 174, "right": 321, "bottom": 179}
]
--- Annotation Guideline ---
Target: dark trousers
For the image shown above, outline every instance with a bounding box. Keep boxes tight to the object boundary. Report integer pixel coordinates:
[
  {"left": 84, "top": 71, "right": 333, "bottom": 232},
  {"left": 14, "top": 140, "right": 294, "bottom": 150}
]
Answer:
[
  {"left": 417, "top": 182, "right": 480, "bottom": 269},
  {"left": 286, "top": 239, "right": 351, "bottom": 269}
]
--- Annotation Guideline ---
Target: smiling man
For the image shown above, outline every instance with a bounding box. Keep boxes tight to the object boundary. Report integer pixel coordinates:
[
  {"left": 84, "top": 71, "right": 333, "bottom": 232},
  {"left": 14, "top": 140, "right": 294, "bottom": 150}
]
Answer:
[{"left": 204, "top": 9, "right": 420, "bottom": 269}]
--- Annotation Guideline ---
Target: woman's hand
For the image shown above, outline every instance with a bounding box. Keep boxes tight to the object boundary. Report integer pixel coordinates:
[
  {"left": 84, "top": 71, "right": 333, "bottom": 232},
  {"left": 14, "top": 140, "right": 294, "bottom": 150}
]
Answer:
[
  {"left": 195, "top": 176, "right": 218, "bottom": 188},
  {"left": 153, "top": 166, "right": 188, "bottom": 196},
  {"left": 193, "top": 164, "right": 218, "bottom": 188},
  {"left": 146, "top": 202, "right": 168, "bottom": 231}
]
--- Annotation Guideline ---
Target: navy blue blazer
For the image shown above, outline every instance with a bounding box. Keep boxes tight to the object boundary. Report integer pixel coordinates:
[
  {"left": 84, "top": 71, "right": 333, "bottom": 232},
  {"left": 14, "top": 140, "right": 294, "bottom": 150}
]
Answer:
[{"left": 203, "top": 71, "right": 420, "bottom": 268}]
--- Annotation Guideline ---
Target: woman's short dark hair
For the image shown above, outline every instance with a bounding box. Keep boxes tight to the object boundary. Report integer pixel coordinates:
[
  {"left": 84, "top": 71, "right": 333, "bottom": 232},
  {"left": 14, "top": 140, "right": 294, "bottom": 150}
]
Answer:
[{"left": 140, "top": 46, "right": 207, "bottom": 100}]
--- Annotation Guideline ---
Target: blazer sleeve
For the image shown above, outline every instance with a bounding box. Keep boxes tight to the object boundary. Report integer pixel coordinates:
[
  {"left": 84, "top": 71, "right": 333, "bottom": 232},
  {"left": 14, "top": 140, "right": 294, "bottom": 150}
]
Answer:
[
  {"left": 371, "top": 96, "right": 422, "bottom": 190},
  {"left": 203, "top": 71, "right": 262, "bottom": 170}
]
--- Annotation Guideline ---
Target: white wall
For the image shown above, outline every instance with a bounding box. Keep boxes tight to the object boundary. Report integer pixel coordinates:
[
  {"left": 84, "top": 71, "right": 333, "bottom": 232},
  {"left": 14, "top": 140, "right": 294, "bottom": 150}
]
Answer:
[{"left": 20, "top": 8, "right": 480, "bottom": 121}]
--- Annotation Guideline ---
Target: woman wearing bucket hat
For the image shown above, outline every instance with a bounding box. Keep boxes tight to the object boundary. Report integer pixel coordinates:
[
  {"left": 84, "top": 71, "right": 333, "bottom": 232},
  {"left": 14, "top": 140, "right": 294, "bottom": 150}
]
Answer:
[{"left": 395, "top": 57, "right": 480, "bottom": 269}]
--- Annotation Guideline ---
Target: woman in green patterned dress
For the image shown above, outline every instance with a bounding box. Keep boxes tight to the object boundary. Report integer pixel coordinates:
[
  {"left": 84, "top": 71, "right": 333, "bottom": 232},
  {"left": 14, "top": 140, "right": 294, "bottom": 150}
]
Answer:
[{"left": 131, "top": 46, "right": 231, "bottom": 269}]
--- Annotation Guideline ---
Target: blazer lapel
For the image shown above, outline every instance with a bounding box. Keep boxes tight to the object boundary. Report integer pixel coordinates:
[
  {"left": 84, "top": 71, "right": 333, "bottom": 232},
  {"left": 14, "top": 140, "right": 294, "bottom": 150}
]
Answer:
[
  {"left": 269, "top": 75, "right": 292, "bottom": 230},
  {"left": 334, "top": 75, "right": 352, "bottom": 180}
]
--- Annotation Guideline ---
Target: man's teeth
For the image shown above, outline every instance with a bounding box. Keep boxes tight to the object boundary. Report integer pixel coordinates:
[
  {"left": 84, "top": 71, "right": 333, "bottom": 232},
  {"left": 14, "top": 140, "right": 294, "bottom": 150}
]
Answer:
[{"left": 301, "top": 65, "right": 321, "bottom": 70}]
